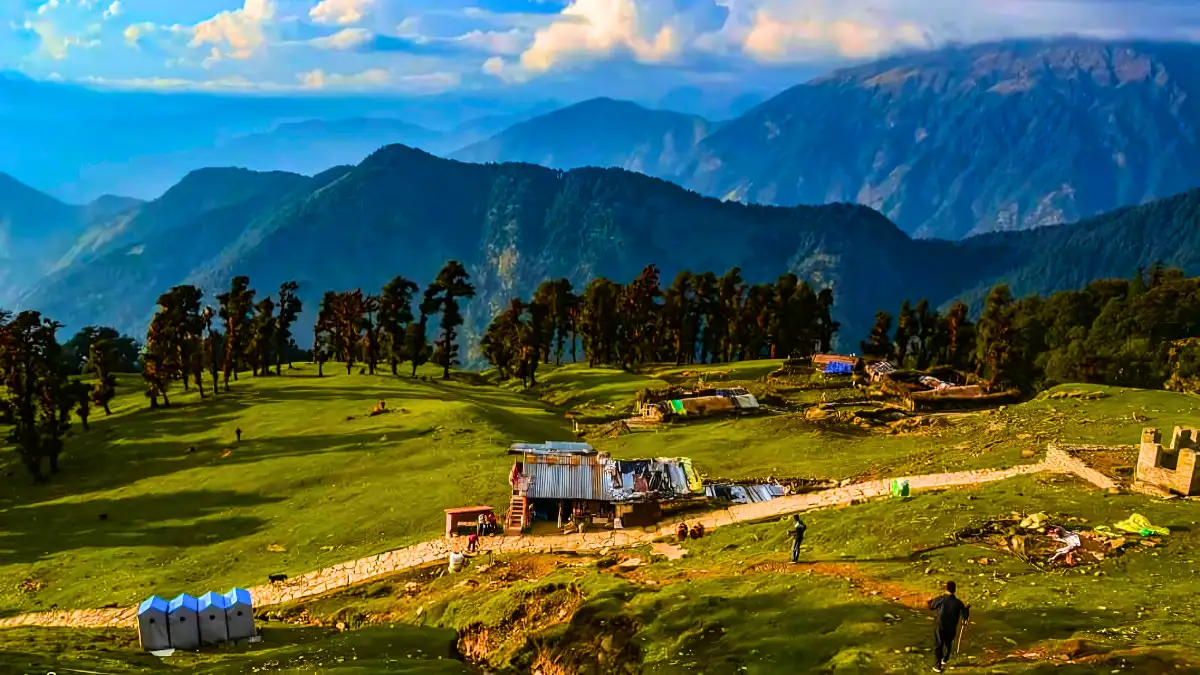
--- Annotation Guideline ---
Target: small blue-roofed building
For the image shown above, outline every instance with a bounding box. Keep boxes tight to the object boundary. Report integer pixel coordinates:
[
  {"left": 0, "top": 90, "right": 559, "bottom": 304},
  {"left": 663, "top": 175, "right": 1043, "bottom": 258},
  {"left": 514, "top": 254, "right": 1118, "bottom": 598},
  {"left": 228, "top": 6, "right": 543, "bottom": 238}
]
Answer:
[
  {"left": 137, "top": 595, "right": 170, "bottom": 651},
  {"left": 224, "top": 587, "right": 255, "bottom": 640},
  {"left": 197, "top": 591, "right": 231, "bottom": 645},
  {"left": 167, "top": 593, "right": 201, "bottom": 650}
]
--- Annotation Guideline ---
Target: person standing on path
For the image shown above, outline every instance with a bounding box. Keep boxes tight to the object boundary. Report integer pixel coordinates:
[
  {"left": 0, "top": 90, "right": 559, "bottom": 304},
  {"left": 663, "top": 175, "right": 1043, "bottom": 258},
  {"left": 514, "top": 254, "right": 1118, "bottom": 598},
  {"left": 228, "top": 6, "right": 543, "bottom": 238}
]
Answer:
[
  {"left": 927, "top": 580, "right": 970, "bottom": 672},
  {"left": 790, "top": 515, "right": 807, "bottom": 563}
]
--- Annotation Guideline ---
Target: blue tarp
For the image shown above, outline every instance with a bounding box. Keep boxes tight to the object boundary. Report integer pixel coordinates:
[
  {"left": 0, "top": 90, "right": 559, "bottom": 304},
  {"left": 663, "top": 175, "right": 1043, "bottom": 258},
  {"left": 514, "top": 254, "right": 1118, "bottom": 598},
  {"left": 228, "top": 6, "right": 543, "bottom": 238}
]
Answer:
[{"left": 824, "top": 362, "right": 854, "bottom": 375}]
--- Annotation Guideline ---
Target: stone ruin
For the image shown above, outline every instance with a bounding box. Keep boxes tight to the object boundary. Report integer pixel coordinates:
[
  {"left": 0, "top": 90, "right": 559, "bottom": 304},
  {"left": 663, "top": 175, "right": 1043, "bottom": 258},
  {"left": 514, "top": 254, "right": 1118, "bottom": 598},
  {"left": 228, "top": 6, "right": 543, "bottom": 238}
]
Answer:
[{"left": 1137, "top": 427, "right": 1200, "bottom": 496}]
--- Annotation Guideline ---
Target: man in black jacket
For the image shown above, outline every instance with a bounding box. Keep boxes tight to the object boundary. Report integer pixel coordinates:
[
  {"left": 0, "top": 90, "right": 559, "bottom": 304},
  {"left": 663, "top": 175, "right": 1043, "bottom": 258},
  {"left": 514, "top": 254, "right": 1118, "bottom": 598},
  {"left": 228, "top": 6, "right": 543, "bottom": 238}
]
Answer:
[
  {"left": 928, "top": 580, "right": 970, "bottom": 672},
  {"left": 790, "top": 515, "right": 807, "bottom": 563}
]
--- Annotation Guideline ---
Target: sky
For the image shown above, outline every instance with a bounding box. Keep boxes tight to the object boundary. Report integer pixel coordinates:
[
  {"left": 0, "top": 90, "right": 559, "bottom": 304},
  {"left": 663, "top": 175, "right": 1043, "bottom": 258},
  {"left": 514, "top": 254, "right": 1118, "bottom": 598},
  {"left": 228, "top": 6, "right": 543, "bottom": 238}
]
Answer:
[{"left": 5, "top": 0, "right": 1200, "bottom": 99}]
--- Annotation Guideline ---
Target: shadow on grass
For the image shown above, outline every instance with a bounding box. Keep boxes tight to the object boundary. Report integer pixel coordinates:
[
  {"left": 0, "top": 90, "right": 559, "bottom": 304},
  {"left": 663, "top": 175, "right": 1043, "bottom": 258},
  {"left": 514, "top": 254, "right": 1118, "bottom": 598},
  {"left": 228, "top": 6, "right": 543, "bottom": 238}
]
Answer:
[
  {"left": 0, "top": 489, "right": 282, "bottom": 566},
  {"left": 0, "top": 623, "right": 472, "bottom": 674}
]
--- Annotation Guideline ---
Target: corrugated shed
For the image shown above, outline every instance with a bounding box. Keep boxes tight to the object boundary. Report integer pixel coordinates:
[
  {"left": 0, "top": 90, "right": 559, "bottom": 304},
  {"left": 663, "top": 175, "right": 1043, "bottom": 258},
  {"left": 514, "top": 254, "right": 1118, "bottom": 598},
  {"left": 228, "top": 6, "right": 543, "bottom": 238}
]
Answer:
[{"left": 524, "top": 456, "right": 615, "bottom": 501}]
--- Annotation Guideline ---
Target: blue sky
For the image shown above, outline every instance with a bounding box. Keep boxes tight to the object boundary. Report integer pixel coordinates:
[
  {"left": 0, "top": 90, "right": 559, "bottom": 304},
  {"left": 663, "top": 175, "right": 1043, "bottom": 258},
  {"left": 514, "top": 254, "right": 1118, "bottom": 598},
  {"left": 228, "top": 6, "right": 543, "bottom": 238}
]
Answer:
[{"left": 5, "top": 0, "right": 1200, "bottom": 97}]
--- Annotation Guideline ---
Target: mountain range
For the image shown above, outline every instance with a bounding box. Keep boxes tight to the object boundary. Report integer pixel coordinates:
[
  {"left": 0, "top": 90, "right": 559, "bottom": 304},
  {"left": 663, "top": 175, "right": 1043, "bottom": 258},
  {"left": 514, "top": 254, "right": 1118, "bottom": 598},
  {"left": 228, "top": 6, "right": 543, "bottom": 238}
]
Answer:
[
  {"left": 10, "top": 37, "right": 1200, "bottom": 348},
  {"left": 0, "top": 173, "right": 143, "bottom": 304},
  {"left": 461, "top": 39, "right": 1200, "bottom": 242},
  {"left": 14, "top": 142, "right": 1200, "bottom": 354}
]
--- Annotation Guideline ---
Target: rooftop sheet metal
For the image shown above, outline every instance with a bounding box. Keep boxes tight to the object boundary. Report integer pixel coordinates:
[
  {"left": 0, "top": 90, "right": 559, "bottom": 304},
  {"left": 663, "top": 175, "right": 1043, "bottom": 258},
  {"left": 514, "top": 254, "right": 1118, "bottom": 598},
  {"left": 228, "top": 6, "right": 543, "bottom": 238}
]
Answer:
[
  {"left": 524, "top": 458, "right": 613, "bottom": 501},
  {"left": 508, "top": 441, "right": 596, "bottom": 456},
  {"left": 521, "top": 454, "right": 699, "bottom": 502}
]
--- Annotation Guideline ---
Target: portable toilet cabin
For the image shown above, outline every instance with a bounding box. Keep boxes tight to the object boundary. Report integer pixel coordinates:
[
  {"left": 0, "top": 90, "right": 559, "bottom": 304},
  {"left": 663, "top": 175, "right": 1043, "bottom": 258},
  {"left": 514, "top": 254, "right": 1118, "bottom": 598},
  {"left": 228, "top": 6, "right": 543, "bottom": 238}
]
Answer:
[
  {"left": 137, "top": 595, "right": 171, "bottom": 651},
  {"left": 197, "top": 591, "right": 231, "bottom": 645},
  {"left": 224, "top": 588, "right": 255, "bottom": 640},
  {"left": 167, "top": 593, "right": 201, "bottom": 650}
]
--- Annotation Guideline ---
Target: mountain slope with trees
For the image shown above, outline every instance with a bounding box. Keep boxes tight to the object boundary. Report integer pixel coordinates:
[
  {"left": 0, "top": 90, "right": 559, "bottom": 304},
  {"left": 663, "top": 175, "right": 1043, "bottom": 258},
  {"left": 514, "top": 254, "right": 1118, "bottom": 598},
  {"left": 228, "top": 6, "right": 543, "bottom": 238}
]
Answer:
[
  {"left": 678, "top": 39, "right": 1200, "bottom": 240},
  {"left": 0, "top": 173, "right": 144, "bottom": 305},
  {"left": 19, "top": 146, "right": 963, "bottom": 348},
  {"left": 21, "top": 145, "right": 1200, "bottom": 358}
]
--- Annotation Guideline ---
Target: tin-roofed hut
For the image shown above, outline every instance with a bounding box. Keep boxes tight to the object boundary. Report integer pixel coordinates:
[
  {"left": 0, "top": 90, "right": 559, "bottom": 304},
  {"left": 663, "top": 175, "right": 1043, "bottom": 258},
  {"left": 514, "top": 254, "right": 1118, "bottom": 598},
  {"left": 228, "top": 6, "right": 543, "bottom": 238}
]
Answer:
[{"left": 507, "top": 444, "right": 702, "bottom": 531}]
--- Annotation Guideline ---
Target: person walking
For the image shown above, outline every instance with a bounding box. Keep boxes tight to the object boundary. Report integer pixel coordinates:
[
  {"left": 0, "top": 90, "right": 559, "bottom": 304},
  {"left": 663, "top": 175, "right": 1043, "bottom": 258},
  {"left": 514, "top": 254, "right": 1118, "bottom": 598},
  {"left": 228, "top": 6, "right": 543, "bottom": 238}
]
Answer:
[
  {"left": 927, "top": 581, "right": 970, "bottom": 672},
  {"left": 790, "top": 515, "right": 807, "bottom": 563}
]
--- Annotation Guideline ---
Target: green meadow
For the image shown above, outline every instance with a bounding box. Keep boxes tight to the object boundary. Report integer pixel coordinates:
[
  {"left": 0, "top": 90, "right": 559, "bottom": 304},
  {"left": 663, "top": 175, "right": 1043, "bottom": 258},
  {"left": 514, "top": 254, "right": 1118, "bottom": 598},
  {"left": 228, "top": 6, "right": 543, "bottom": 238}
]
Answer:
[{"left": 3, "top": 360, "right": 1200, "bottom": 672}]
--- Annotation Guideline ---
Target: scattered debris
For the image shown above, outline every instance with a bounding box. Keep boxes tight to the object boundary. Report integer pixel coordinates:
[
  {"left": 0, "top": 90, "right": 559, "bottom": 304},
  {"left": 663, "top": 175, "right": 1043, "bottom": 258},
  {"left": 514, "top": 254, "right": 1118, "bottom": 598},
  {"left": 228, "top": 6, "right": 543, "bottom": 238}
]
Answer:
[
  {"left": 17, "top": 577, "right": 46, "bottom": 594},
  {"left": 267, "top": 544, "right": 287, "bottom": 553},
  {"left": 957, "top": 511, "right": 1161, "bottom": 569}
]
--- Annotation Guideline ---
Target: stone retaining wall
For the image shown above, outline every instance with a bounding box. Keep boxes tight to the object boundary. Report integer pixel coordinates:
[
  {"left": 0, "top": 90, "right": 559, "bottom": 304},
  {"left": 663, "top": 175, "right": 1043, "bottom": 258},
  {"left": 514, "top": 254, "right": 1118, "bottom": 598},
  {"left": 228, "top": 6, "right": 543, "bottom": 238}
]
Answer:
[{"left": 1044, "top": 445, "right": 1120, "bottom": 490}]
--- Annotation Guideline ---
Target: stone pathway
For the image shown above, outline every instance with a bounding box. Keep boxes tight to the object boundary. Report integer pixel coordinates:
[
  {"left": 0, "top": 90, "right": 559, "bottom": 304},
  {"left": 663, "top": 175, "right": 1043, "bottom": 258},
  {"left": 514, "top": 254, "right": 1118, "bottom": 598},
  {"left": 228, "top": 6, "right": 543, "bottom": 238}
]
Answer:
[
  {"left": 650, "top": 542, "right": 688, "bottom": 560},
  {"left": 2, "top": 455, "right": 1098, "bottom": 630}
]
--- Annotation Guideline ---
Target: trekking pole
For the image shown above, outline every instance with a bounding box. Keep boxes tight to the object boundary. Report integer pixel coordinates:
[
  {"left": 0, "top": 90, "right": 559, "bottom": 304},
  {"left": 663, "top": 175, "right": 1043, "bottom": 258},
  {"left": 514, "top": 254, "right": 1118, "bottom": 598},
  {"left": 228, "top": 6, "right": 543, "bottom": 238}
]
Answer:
[{"left": 956, "top": 618, "right": 968, "bottom": 657}]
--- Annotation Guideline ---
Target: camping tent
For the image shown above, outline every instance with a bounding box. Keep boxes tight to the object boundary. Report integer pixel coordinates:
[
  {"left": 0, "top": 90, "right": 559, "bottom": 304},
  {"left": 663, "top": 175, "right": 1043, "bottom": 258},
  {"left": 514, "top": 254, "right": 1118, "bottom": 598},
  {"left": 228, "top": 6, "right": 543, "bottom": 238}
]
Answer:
[
  {"left": 167, "top": 594, "right": 201, "bottom": 650},
  {"left": 823, "top": 362, "right": 854, "bottom": 375},
  {"left": 137, "top": 596, "right": 170, "bottom": 651},
  {"left": 197, "top": 591, "right": 231, "bottom": 645}
]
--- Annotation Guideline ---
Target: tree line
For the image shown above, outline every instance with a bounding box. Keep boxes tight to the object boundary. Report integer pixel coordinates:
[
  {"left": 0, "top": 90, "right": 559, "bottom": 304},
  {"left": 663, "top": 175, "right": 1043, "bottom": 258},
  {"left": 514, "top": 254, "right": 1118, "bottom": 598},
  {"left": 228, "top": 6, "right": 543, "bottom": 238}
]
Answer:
[
  {"left": 481, "top": 265, "right": 839, "bottom": 386},
  {"left": 312, "top": 260, "right": 476, "bottom": 380},
  {"left": 0, "top": 313, "right": 136, "bottom": 482},
  {"left": 873, "top": 265, "right": 1200, "bottom": 392}
]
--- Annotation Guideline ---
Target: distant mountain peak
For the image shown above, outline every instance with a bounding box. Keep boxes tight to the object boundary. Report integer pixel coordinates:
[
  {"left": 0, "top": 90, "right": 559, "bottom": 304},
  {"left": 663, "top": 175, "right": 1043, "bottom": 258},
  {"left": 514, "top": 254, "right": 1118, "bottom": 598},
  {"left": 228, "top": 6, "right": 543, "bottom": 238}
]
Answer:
[{"left": 683, "top": 37, "right": 1200, "bottom": 240}]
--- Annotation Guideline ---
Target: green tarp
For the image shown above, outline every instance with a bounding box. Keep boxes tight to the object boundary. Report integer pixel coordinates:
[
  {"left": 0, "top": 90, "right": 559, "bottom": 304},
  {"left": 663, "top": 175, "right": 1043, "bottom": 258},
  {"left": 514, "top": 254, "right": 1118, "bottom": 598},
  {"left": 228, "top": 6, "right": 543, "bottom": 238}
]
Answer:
[{"left": 670, "top": 400, "right": 686, "bottom": 415}]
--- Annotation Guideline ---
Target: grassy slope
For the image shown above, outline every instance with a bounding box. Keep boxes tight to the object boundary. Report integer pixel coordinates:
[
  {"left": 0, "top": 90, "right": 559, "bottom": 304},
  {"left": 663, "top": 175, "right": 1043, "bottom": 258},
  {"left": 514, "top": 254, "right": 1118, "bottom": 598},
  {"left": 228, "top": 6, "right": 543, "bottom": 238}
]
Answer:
[
  {"left": 0, "top": 364, "right": 571, "bottom": 615},
  {"left": 0, "top": 624, "right": 471, "bottom": 674},
  {"left": 247, "top": 473, "right": 1200, "bottom": 674},
  {"left": 4, "top": 360, "right": 1200, "bottom": 672}
]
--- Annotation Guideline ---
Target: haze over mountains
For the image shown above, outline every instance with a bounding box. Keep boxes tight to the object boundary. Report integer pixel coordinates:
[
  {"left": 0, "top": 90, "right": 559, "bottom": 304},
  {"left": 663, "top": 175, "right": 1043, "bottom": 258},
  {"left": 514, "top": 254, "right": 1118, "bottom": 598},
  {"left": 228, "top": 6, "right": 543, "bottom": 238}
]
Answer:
[{"left": 9, "top": 38, "right": 1200, "bottom": 346}]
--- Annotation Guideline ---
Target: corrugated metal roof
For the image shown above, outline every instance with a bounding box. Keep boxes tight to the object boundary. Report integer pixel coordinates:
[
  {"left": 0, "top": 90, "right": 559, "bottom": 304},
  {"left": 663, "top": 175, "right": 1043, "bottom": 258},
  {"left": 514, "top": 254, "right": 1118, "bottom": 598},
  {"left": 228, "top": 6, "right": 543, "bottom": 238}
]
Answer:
[
  {"left": 508, "top": 441, "right": 596, "bottom": 456},
  {"left": 518, "top": 455, "right": 699, "bottom": 502},
  {"left": 524, "top": 459, "right": 615, "bottom": 501}
]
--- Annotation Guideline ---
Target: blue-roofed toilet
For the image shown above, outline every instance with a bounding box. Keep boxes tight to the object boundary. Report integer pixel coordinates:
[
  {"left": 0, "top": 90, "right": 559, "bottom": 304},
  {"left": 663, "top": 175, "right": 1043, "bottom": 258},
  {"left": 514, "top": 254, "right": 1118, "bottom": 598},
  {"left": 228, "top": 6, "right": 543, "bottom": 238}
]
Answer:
[
  {"left": 137, "top": 595, "right": 170, "bottom": 651},
  {"left": 197, "top": 591, "right": 231, "bottom": 645},
  {"left": 224, "top": 588, "right": 255, "bottom": 640},
  {"left": 167, "top": 593, "right": 201, "bottom": 650}
]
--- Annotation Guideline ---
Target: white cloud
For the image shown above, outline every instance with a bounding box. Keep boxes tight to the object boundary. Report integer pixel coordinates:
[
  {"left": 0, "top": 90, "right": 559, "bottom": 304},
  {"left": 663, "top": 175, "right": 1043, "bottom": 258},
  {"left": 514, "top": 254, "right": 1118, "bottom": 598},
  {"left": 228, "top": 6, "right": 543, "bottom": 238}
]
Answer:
[
  {"left": 77, "top": 73, "right": 274, "bottom": 91},
  {"left": 36, "top": 0, "right": 60, "bottom": 16},
  {"left": 123, "top": 21, "right": 152, "bottom": 46},
  {"left": 102, "top": 1, "right": 120, "bottom": 20},
  {"left": 298, "top": 67, "right": 388, "bottom": 88},
  {"left": 517, "top": 0, "right": 682, "bottom": 74},
  {"left": 309, "top": 0, "right": 375, "bottom": 26},
  {"left": 190, "top": 0, "right": 276, "bottom": 65},
  {"left": 22, "top": 19, "right": 100, "bottom": 59},
  {"left": 741, "top": 10, "right": 929, "bottom": 61},
  {"left": 298, "top": 68, "right": 460, "bottom": 93},
  {"left": 308, "top": 27, "right": 372, "bottom": 50},
  {"left": 453, "top": 28, "right": 527, "bottom": 56}
]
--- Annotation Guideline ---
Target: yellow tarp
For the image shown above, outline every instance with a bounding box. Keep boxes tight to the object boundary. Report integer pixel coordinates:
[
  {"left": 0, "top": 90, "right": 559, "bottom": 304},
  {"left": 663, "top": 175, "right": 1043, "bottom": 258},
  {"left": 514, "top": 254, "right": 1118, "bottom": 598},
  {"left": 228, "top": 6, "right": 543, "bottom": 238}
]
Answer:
[{"left": 1113, "top": 513, "right": 1170, "bottom": 537}]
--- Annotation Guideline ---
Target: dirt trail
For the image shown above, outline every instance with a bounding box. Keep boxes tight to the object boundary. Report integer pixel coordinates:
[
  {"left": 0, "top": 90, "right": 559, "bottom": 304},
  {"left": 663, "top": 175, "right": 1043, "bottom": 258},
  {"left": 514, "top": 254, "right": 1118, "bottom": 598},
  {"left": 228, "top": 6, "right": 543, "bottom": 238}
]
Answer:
[{"left": 1, "top": 457, "right": 1093, "bottom": 630}]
